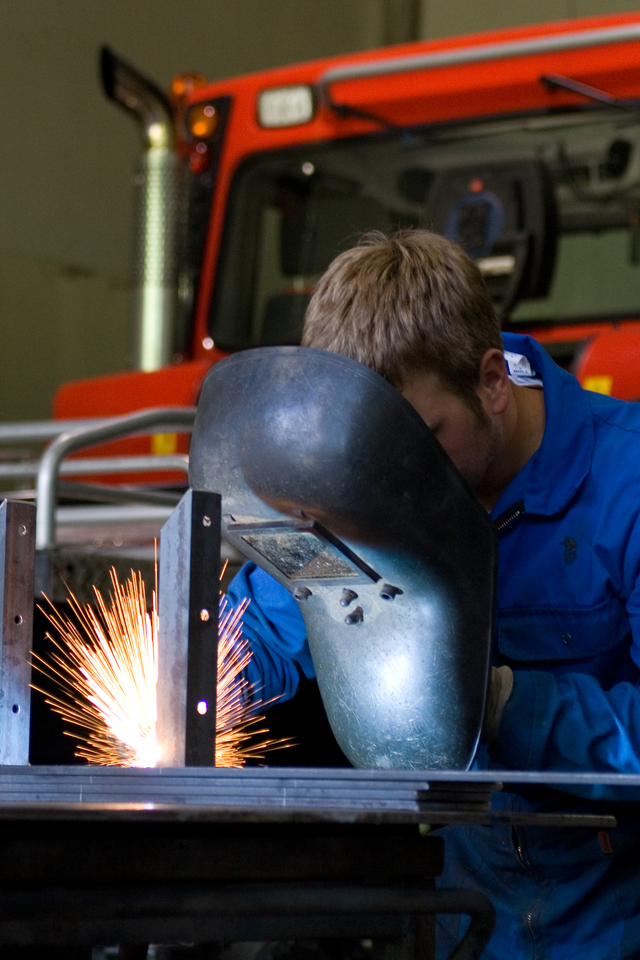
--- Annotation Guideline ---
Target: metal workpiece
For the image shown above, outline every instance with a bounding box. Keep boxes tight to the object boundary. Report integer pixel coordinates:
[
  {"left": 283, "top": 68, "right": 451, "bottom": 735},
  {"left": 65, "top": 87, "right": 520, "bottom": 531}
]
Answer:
[
  {"left": 0, "top": 500, "right": 35, "bottom": 765},
  {"left": 0, "top": 766, "right": 619, "bottom": 831},
  {"left": 189, "top": 347, "right": 496, "bottom": 771},
  {"left": 157, "top": 490, "right": 221, "bottom": 766},
  {"left": 0, "top": 765, "right": 469, "bottom": 812}
]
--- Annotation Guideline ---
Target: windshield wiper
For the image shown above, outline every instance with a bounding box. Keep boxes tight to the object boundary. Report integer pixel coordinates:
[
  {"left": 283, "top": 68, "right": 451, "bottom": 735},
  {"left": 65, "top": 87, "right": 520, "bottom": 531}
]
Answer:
[
  {"left": 320, "top": 96, "right": 400, "bottom": 131},
  {"left": 541, "top": 73, "right": 640, "bottom": 114}
]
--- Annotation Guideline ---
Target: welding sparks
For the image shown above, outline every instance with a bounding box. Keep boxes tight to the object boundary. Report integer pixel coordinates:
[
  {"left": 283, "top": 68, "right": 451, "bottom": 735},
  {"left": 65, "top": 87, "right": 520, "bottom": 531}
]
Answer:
[
  {"left": 33, "top": 568, "right": 290, "bottom": 768},
  {"left": 33, "top": 570, "right": 158, "bottom": 767}
]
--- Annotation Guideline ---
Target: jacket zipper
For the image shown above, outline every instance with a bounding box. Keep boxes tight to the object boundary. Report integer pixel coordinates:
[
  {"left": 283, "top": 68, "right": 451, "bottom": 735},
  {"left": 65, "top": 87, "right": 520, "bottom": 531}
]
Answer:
[
  {"left": 512, "top": 827, "right": 537, "bottom": 954},
  {"left": 526, "top": 911, "right": 535, "bottom": 951},
  {"left": 494, "top": 500, "right": 525, "bottom": 533}
]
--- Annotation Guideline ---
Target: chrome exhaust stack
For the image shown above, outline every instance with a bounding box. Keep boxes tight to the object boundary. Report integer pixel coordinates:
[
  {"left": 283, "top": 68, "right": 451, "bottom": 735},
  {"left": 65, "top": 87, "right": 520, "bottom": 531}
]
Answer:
[{"left": 101, "top": 47, "right": 179, "bottom": 372}]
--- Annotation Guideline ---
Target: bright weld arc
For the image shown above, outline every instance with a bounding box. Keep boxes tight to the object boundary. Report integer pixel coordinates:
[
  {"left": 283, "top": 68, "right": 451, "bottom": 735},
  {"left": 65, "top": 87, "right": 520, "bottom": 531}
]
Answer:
[{"left": 31, "top": 567, "right": 293, "bottom": 769}]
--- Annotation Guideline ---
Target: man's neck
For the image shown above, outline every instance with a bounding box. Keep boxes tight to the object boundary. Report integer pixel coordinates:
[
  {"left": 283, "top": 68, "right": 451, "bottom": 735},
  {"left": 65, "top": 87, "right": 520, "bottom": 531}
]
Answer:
[{"left": 476, "top": 383, "right": 546, "bottom": 511}]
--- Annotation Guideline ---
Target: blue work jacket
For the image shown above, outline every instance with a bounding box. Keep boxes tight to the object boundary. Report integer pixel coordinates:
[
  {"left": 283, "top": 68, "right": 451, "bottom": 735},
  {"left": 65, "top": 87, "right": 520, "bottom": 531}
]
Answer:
[
  {"left": 440, "top": 333, "right": 640, "bottom": 959},
  {"left": 491, "top": 334, "right": 640, "bottom": 788},
  {"left": 227, "top": 332, "right": 640, "bottom": 958},
  {"left": 229, "top": 332, "right": 640, "bottom": 783}
]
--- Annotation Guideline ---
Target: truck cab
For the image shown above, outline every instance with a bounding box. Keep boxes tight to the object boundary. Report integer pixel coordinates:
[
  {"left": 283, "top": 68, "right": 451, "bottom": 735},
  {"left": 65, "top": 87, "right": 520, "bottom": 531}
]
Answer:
[{"left": 54, "top": 12, "right": 640, "bottom": 437}]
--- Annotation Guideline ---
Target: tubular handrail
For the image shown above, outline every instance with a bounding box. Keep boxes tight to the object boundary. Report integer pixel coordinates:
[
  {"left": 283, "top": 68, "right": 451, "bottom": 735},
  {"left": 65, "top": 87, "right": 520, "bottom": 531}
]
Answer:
[
  {"left": 0, "top": 454, "right": 189, "bottom": 480},
  {"left": 54, "top": 503, "right": 175, "bottom": 526},
  {"left": 36, "top": 407, "right": 196, "bottom": 551},
  {"left": 0, "top": 418, "right": 117, "bottom": 443}
]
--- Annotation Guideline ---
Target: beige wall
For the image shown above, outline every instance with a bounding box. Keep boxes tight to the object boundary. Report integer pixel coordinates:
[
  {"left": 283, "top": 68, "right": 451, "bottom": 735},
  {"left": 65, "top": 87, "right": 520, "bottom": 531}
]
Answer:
[
  {"left": 0, "top": 0, "right": 637, "bottom": 419},
  {"left": 0, "top": 0, "right": 387, "bottom": 420},
  {"left": 0, "top": 249, "right": 129, "bottom": 421}
]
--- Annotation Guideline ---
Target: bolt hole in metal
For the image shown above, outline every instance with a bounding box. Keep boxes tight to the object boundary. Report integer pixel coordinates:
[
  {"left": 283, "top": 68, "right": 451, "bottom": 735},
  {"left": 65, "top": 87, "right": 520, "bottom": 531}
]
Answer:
[
  {"left": 200, "top": 608, "right": 210, "bottom": 622},
  {"left": 18, "top": 525, "right": 27, "bottom": 537},
  {"left": 196, "top": 700, "right": 208, "bottom": 715},
  {"left": 11, "top": 705, "right": 19, "bottom": 714},
  {"left": 14, "top": 615, "right": 23, "bottom": 625},
  {"left": 294, "top": 586, "right": 312, "bottom": 601},
  {"left": 202, "top": 515, "right": 211, "bottom": 527},
  {"left": 380, "top": 583, "right": 403, "bottom": 600}
]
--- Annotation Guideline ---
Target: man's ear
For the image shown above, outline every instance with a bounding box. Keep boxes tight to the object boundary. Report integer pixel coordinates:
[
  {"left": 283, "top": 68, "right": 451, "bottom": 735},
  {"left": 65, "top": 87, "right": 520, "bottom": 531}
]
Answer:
[{"left": 478, "top": 348, "right": 510, "bottom": 414}]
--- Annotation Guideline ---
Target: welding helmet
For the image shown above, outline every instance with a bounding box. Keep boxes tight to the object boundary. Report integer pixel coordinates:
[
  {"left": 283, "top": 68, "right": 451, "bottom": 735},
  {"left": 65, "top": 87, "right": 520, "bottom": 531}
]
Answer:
[{"left": 189, "top": 347, "right": 496, "bottom": 770}]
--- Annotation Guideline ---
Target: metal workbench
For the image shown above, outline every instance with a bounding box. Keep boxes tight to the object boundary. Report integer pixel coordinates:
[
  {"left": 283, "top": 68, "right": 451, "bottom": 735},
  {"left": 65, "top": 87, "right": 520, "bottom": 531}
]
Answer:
[{"left": 0, "top": 765, "right": 632, "bottom": 960}]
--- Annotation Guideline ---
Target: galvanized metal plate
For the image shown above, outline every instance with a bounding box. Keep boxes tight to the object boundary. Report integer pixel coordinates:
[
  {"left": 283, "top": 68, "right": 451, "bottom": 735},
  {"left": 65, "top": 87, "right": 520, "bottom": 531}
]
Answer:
[{"left": 0, "top": 766, "right": 629, "bottom": 828}]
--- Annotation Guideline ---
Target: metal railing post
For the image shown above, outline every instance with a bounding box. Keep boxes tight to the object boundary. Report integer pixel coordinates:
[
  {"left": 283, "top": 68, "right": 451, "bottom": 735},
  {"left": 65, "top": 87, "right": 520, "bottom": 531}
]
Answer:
[{"left": 35, "top": 407, "right": 196, "bottom": 552}]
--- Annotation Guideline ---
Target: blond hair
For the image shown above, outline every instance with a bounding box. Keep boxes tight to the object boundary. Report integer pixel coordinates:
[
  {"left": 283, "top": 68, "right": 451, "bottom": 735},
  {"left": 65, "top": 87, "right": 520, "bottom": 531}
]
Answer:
[{"left": 302, "top": 230, "right": 502, "bottom": 417}]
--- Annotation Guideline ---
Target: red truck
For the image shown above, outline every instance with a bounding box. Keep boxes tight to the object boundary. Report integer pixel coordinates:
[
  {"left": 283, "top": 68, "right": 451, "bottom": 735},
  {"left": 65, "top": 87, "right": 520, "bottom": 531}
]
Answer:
[
  {"left": 54, "top": 11, "right": 640, "bottom": 461},
  {"left": 21, "top": 9, "right": 640, "bottom": 762}
]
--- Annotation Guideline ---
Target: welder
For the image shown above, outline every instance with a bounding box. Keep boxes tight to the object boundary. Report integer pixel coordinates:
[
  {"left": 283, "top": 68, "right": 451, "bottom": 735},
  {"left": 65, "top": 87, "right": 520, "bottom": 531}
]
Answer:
[{"left": 226, "top": 229, "right": 640, "bottom": 959}]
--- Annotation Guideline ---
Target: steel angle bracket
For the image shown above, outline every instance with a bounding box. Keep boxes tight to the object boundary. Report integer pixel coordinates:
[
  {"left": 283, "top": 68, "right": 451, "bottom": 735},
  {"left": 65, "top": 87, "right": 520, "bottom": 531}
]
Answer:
[
  {"left": 0, "top": 500, "right": 36, "bottom": 764},
  {"left": 157, "top": 489, "right": 221, "bottom": 766}
]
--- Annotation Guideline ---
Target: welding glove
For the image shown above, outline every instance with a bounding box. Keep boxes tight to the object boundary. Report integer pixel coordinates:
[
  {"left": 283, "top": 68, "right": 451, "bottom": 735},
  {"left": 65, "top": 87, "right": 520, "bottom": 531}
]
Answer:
[{"left": 481, "top": 665, "right": 514, "bottom": 745}]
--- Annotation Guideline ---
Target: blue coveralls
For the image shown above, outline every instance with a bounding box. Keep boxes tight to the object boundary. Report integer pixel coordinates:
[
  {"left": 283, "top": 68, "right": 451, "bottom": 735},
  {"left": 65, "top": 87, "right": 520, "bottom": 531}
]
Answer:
[{"left": 227, "top": 332, "right": 640, "bottom": 959}]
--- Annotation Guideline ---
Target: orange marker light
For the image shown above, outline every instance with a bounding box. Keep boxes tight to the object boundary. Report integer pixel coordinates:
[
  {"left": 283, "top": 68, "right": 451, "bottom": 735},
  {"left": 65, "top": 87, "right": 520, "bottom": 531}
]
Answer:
[
  {"left": 170, "top": 72, "right": 207, "bottom": 105},
  {"left": 188, "top": 103, "right": 218, "bottom": 139}
]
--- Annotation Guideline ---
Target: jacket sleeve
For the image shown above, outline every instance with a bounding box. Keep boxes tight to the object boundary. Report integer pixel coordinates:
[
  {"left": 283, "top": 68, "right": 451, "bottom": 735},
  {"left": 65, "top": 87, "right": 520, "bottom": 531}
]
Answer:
[
  {"left": 226, "top": 562, "right": 315, "bottom": 707},
  {"left": 490, "top": 669, "right": 640, "bottom": 799}
]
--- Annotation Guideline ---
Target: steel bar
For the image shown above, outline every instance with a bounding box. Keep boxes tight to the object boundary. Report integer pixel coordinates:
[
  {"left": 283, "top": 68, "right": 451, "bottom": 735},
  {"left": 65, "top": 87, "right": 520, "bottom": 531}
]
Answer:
[
  {"left": 0, "top": 764, "right": 637, "bottom": 787},
  {"left": 0, "top": 913, "right": 436, "bottom": 954},
  {"left": 184, "top": 492, "right": 221, "bottom": 765},
  {"left": 0, "top": 883, "right": 495, "bottom": 960},
  {"left": 0, "top": 501, "right": 35, "bottom": 764},
  {"left": 0, "top": 804, "right": 616, "bottom": 830},
  {"left": 56, "top": 481, "right": 182, "bottom": 508},
  {"left": 0, "top": 418, "right": 116, "bottom": 443},
  {"left": 35, "top": 406, "right": 196, "bottom": 550},
  {"left": 0, "top": 417, "right": 194, "bottom": 445},
  {"left": 0, "top": 766, "right": 624, "bottom": 820},
  {"left": 55, "top": 504, "right": 174, "bottom": 526},
  {"left": 157, "top": 491, "right": 221, "bottom": 766},
  {"left": 0, "top": 455, "right": 188, "bottom": 479}
]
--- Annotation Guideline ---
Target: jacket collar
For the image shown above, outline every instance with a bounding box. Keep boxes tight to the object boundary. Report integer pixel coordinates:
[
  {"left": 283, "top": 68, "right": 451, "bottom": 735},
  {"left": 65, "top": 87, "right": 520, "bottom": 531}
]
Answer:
[{"left": 497, "top": 333, "right": 594, "bottom": 517}]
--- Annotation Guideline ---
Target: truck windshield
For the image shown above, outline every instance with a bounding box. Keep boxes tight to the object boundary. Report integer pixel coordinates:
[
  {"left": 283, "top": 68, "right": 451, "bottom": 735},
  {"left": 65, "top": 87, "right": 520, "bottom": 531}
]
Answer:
[{"left": 209, "top": 107, "right": 640, "bottom": 349}]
